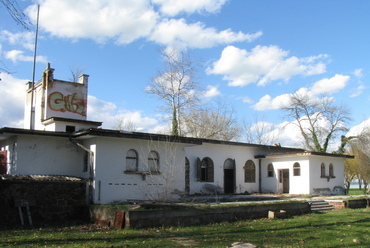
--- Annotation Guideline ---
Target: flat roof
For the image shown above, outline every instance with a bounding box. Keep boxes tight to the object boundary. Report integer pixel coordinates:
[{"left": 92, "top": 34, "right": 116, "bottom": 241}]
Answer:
[
  {"left": 42, "top": 117, "right": 102, "bottom": 126},
  {"left": 0, "top": 127, "right": 354, "bottom": 158},
  {"left": 255, "top": 151, "right": 354, "bottom": 159}
]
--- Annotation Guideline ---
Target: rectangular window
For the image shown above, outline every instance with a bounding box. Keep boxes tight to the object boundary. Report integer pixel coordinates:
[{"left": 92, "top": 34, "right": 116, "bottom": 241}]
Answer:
[{"left": 66, "top": 125, "right": 76, "bottom": 132}]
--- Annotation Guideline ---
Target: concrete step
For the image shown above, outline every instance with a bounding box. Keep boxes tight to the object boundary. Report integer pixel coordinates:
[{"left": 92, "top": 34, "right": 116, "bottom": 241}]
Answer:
[{"left": 309, "top": 200, "right": 334, "bottom": 212}]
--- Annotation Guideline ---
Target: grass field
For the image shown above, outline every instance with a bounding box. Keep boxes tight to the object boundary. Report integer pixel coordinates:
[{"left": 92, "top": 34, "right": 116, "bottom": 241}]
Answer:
[
  {"left": 1, "top": 207, "right": 370, "bottom": 247},
  {"left": 348, "top": 188, "right": 368, "bottom": 195}
]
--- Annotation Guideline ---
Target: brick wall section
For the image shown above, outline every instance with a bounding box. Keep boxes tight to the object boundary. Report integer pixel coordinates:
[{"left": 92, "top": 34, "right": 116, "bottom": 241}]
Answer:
[
  {"left": 327, "top": 200, "right": 347, "bottom": 209},
  {"left": 327, "top": 199, "right": 370, "bottom": 209},
  {"left": 0, "top": 178, "right": 88, "bottom": 225}
]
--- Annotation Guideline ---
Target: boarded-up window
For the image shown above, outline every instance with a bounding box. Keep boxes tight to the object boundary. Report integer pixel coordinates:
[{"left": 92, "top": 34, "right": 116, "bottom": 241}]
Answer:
[
  {"left": 197, "top": 157, "right": 214, "bottom": 182},
  {"left": 0, "top": 150, "right": 7, "bottom": 174},
  {"left": 293, "top": 162, "right": 301, "bottom": 176},
  {"left": 267, "top": 163, "right": 274, "bottom": 177},
  {"left": 148, "top": 151, "right": 159, "bottom": 172},
  {"left": 126, "top": 149, "right": 138, "bottom": 171},
  {"left": 244, "top": 160, "right": 255, "bottom": 183}
]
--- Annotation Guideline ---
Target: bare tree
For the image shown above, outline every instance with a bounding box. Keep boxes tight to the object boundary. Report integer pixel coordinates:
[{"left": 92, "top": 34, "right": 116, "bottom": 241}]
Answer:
[
  {"left": 69, "top": 66, "right": 85, "bottom": 83},
  {"left": 344, "top": 128, "right": 370, "bottom": 194},
  {"left": 146, "top": 47, "right": 202, "bottom": 136},
  {"left": 344, "top": 156, "right": 359, "bottom": 192},
  {"left": 138, "top": 139, "right": 186, "bottom": 202},
  {"left": 113, "top": 116, "right": 138, "bottom": 132},
  {"left": 243, "top": 114, "right": 279, "bottom": 145},
  {"left": 281, "top": 92, "right": 351, "bottom": 153},
  {"left": 182, "top": 98, "right": 242, "bottom": 141}
]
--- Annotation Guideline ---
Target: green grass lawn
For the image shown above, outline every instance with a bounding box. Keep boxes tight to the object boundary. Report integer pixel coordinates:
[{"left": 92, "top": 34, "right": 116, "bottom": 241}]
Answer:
[
  {"left": 1, "top": 208, "right": 370, "bottom": 247},
  {"left": 348, "top": 188, "right": 368, "bottom": 195}
]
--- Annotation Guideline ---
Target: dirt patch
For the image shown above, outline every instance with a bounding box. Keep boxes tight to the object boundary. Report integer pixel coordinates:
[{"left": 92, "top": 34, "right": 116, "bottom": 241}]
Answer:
[{"left": 169, "top": 237, "right": 198, "bottom": 246}]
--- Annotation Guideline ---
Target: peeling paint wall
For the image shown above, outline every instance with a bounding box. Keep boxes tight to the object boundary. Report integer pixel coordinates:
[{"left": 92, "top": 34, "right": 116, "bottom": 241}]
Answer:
[{"left": 9, "top": 135, "right": 84, "bottom": 177}]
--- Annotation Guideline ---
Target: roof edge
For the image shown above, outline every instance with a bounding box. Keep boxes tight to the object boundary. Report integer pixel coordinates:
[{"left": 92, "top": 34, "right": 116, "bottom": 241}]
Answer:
[{"left": 255, "top": 151, "right": 354, "bottom": 159}]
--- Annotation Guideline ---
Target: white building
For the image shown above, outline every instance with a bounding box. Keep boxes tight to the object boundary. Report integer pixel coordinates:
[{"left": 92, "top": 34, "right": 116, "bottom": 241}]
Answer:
[{"left": 0, "top": 65, "right": 352, "bottom": 204}]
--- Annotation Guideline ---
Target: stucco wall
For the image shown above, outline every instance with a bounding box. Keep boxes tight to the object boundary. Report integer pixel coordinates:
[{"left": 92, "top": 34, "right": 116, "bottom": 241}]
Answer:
[
  {"left": 1, "top": 135, "right": 85, "bottom": 177},
  {"left": 309, "top": 156, "right": 345, "bottom": 195},
  {"left": 185, "top": 143, "right": 261, "bottom": 195},
  {"left": 260, "top": 157, "right": 310, "bottom": 194},
  {"left": 90, "top": 137, "right": 187, "bottom": 204}
]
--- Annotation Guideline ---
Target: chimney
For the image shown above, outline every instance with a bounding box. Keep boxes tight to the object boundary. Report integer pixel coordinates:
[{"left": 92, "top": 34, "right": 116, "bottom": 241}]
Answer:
[{"left": 78, "top": 74, "right": 89, "bottom": 85}]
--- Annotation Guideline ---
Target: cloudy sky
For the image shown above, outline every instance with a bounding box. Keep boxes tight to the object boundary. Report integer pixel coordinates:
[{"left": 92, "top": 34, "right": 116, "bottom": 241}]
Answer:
[{"left": 0, "top": 0, "right": 369, "bottom": 149}]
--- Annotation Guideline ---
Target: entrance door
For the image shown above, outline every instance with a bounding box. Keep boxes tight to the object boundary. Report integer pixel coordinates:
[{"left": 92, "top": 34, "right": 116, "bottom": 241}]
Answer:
[
  {"left": 278, "top": 169, "right": 289, "bottom": 193},
  {"left": 0, "top": 150, "right": 7, "bottom": 174},
  {"left": 224, "top": 159, "right": 235, "bottom": 194}
]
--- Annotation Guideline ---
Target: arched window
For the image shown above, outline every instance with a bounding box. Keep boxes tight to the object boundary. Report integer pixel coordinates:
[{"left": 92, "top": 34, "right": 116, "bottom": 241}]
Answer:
[
  {"left": 321, "top": 163, "right": 325, "bottom": 177},
  {"left": 126, "top": 149, "right": 138, "bottom": 171},
  {"left": 293, "top": 162, "right": 301, "bottom": 176},
  {"left": 197, "top": 157, "right": 214, "bottom": 182},
  {"left": 148, "top": 151, "right": 159, "bottom": 172},
  {"left": 244, "top": 160, "right": 256, "bottom": 183},
  {"left": 267, "top": 163, "right": 274, "bottom": 177},
  {"left": 224, "top": 159, "right": 235, "bottom": 170},
  {"left": 329, "top": 163, "right": 334, "bottom": 178}
]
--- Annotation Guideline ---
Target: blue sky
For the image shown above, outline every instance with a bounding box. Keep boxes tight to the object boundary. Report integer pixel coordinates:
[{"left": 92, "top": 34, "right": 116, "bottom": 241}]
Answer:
[{"left": 0, "top": 0, "right": 369, "bottom": 148}]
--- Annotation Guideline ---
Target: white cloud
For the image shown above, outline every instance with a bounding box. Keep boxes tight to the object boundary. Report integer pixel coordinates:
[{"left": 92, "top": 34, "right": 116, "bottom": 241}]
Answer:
[
  {"left": 26, "top": 0, "right": 159, "bottom": 44},
  {"left": 149, "top": 18, "right": 261, "bottom": 48},
  {"left": 0, "top": 73, "right": 27, "bottom": 128},
  {"left": 347, "top": 117, "right": 370, "bottom": 137},
  {"left": 0, "top": 30, "right": 36, "bottom": 51},
  {"left": 350, "top": 84, "right": 366, "bottom": 98},
  {"left": 87, "top": 95, "right": 161, "bottom": 132},
  {"left": 270, "top": 121, "right": 302, "bottom": 148},
  {"left": 244, "top": 120, "right": 303, "bottom": 148},
  {"left": 252, "top": 87, "right": 325, "bottom": 111},
  {"left": 310, "top": 74, "right": 350, "bottom": 95},
  {"left": 353, "top": 68, "right": 363, "bottom": 78},
  {"left": 252, "top": 93, "right": 292, "bottom": 111},
  {"left": 24, "top": 1, "right": 256, "bottom": 48},
  {"left": 204, "top": 85, "right": 220, "bottom": 98},
  {"left": 241, "top": 96, "right": 253, "bottom": 104},
  {"left": 207, "top": 45, "right": 327, "bottom": 86},
  {"left": 152, "top": 0, "right": 228, "bottom": 16},
  {"left": 252, "top": 74, "right": 350, "bottom": 111},
  {"left": 4, "top": 50, "right": 47, "bottom": 63},
  {"left": 269, "top": 117, "right": 340, "bottom": 151}
]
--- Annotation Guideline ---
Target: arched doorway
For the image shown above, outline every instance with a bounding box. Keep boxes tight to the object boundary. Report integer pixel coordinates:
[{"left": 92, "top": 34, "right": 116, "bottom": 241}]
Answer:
[{"left": 224, "top": 159, "right": 235, "bottom": 194}]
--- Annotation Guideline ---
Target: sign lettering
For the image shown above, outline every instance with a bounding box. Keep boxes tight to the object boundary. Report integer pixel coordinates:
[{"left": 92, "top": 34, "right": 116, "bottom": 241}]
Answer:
[{"left": 48, "top": 92, "right": 86, "bottom": 116}]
